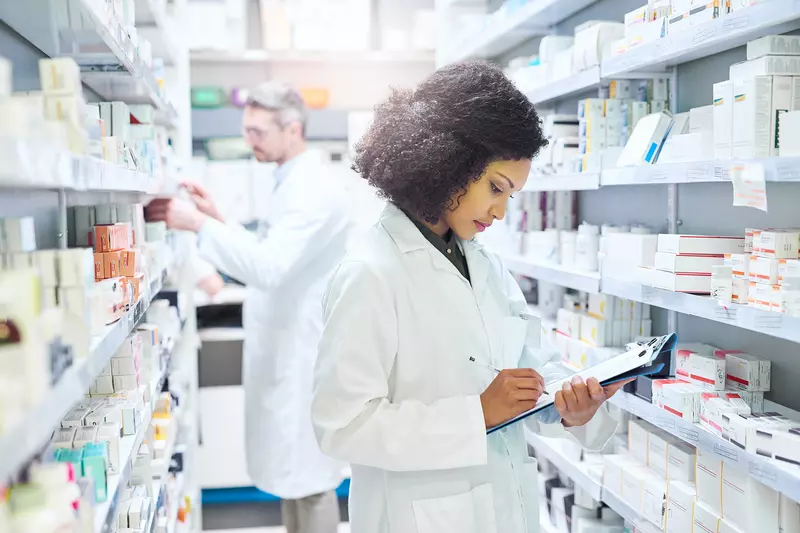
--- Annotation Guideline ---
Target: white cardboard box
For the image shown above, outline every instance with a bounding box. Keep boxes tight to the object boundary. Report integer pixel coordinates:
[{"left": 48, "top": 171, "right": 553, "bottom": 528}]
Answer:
[
  {"left": 780, "top": 494, "right": 800, "bottom": 533},
  {"left": 621, "top": 466, "right": 649, "bottom": 511},
  {"left": 756, "top": 230, "right": 800, "bottom": 259},
  {"left": 732, "top": 76, "right": 773, "bottom": 159},
  {"left": 657, "top": 234, "right": 745, "bottom": 255},
  {"left": 696, "top": 448, "right": 723, "bottom": 516},
  {"left": 654, "top": 252, "right": 725, "bottom": 273},
  {"left": 675, "top": 349, "right": 726, "bottom": 391},
  {"left": 713, "top": 80, "right": 734, "bottom": 160},
  {"left": 666, "top": 480, "right": 696, "bottom": 533},
  {"left": 721, "top": 462, "right": 780, "bottom": 533},
  {"left": 648, "top": 430, "right": 671, "bottom": 477},
  {"left": 694, "top": 500, "right": 723, "bottom": 533},
  {"left": 719, "top": 351, "right": 770, "bottom": 391},
  {"left": 749, "top": 255, "right": 779, "bottom": 284},
  {"left": 629, "top": 419, "right": 655, "bottom": 465},
  {"left": 730, "top": 55, "right": 800, "bottom": 79},
  {"left": 723, "top": 253, "right": 750, "bottom": 280},
  {"left": 641, "top": 472, "right": 668, "bottom": 529},
  {"left": 617, "top": 111, "right": 674, "bottom": 166},
  {"left": 667, "top": 440, "right": 695, "bottom": 483},
  {"left": 747, "top": 35, "right": 800, "bottom": 60},
  {"left": 638, "top": 266, "right": 712, "bottom": 294}
]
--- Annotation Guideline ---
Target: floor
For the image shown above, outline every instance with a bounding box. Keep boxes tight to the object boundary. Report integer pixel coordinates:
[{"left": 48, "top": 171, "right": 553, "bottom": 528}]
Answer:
[{"left": 202, "top": 499, "right": 350, "bottom": 532}]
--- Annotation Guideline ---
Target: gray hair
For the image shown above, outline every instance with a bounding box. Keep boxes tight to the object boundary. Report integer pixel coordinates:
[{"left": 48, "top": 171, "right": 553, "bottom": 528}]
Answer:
[{"left": 246, "top": 81, "right": 307, "bottom": 134}]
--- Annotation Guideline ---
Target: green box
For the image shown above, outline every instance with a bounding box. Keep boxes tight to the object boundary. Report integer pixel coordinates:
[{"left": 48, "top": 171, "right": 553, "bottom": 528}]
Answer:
[
  {"left": 55, "top": 447, "right": 84, "bottom": 476},
  {"left": 82, "top": 442, "right": 109, "bottom": 503}
]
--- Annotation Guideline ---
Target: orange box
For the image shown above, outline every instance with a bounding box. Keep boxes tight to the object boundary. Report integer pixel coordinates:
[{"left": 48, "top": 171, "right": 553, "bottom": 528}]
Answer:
[
  {"left": 103, "top": 251, "right": 122, "bottom": 279},
  {"left": 94, "top": 225, "right": 113, "bottom": 252},
  {"left": 93, "top": 253, "right": 104, "bottom": 281},
  {"left": 127, "top": 273, "right": 144, "bottom": 302},
  {"left": 114, "top": 223, "right": 132, "bottom": 250},
  {"left": 120, "top": 249, "right": 137, "bottom": 277},
  {"left": 95, "top": 223, "right": 133, "bottom": 252}
]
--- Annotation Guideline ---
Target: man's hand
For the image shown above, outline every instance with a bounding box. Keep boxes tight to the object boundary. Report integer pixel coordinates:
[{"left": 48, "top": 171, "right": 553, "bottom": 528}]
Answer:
[
  {"left": 480, "top": 368, "right": 546, "bottom": 429},
  {"left": 146, "top": 198, "right": 206, "bottom": 233},
  {"left": 555, "top": 376, "right": 632, "bottom": 428},
  {"left": 181, "top": 181, "right": 224, "bottom": 222}
]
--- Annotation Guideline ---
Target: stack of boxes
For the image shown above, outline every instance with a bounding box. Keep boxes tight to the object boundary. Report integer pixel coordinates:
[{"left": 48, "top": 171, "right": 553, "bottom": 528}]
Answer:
[
  {"left": 709, "top": 227, "right": 800, "bottom": 314},
  {"left": 604, "top": 418, "right": 799, "bottom": 533},
  {"left": 502, "top": 190, "right": 577, "bottom": 261},
  {"left": 638, "top": 234, "right": 745, "bottom": 293},
  {"left": 39, "top": 57, "right": 88, "bottom": 155}
]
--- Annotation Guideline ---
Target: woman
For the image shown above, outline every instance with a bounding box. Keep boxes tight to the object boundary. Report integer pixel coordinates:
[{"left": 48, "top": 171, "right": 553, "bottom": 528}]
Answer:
[{"left": 311, "top": 61, "right": 624, "bottom": 533}]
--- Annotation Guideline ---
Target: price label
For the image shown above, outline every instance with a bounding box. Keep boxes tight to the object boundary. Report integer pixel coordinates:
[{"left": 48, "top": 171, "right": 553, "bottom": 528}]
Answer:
[
  {"left": 748, "top": 461, "right": 777, "bottom": 482},
  {"left": 732, "top": 163, "right": 768, "bottom": 212},
  {"left": 774, "top": 159, "right": 800, "bottom": 182},
  {"left": 686, "top": 165, "right": 712, "bottom": 181},
  {"left": 714, "top": 443, "right": 738, "bottom": 461},
  {"left": 723, "top": 15, "right": 749, "bottom": 31},
  {"left": 714, "top": 304, "right": 738, "bottom": 324},
  {"left": 658, "top": 415, "right": 676, "bottom": 430},
  {"left": 693, "top": 27, "right": 717, "bottom": 44},
  {"left": 754, "top": 313, "right": 782, "bottom": 330},
  {"left": 646, "top": 169, "right": 670, "bottom": 182},
  {"left": 642, "top": 286, "right": 661, "bottom": 305},
  {"left": 679, "top": 428, "right": 700, "bottom": 444},
  {"left": 714, "top": 165, "right": 731, "bottom": 181}
]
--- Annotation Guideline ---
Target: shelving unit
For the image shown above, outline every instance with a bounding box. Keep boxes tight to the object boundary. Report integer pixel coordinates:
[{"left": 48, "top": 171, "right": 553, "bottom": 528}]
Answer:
[
  {"left": 610, "top": 392, "right": 800, "bottom": 502},
  {"left": 0, "top": 0, "right": 178, "bottom": 126},
  {"left": 500, "top": 254, "right": 601, "bottom": 293},
  {"left": 524, "top": 172, "right": 600, "bottom": 192},
  {"left": 441, "top": 0, "right": 599, "bottom": 64},
  {"left": 191, "top": 49, "right": 435, "bottom": 65},
  {"left": 0, "top": 268, "right": 168, "bottom": 482},
  {"left": 528, "top": 67, "right": 602, "bottom": 106}
]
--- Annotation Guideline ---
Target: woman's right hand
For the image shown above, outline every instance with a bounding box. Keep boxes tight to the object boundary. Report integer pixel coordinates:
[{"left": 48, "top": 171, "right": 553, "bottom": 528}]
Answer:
[{"left": 480, "top": 368, "right": 546, "bottom": 429}]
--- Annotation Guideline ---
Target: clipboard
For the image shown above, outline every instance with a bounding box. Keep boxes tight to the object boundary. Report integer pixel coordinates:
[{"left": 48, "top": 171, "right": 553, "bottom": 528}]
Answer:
[{"left": 486, "top": 333, "right": 677, "bottom": 435}]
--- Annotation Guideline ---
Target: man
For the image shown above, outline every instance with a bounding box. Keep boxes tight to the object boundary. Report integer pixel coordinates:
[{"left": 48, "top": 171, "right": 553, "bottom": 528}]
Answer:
[{"left": 147, "top": 82, "right": 350, "bottom": 533}]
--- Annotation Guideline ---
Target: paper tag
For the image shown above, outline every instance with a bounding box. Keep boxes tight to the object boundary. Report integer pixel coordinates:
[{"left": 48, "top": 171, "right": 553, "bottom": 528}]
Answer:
[
  {"left": 679, "top": 428, "right": 700, "bottom": 444},
  {"left": 693, "top": 27, "right": 716, "bottom": 44},
  {"left": 686, "top": 165, "right": 712, "bottom": 181},
  {"left": 723, "top": 15, "right": 749, "bottom": 31},
  {"left": 714, "top": 442, "right": 738, "bottom": 461},
  {"left": 754, "top": 313, "right": 782, "bottom": 330},
  {"left": 773, "top": 159, "right": 800, "bottom": 182},
  {"left": 715, "top": 304, "right": 737, "bottom": 324},
  {"left": 748, "top": 461, "right": 777, "bottom": 482},
  {"left": 731, "top": 163, "right": 768, "bottom": 212}
]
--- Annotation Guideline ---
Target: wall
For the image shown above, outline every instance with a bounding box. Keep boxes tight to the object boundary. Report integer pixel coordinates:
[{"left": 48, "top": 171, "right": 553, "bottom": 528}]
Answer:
[{"left": 491, "top": 0, "right": 800, "bottom": 409}]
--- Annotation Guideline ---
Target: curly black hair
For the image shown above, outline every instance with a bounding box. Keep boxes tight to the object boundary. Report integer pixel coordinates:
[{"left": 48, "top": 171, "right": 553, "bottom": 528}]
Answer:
[{"left": 352, "top": 60, "right": 546, "bottom": 224}]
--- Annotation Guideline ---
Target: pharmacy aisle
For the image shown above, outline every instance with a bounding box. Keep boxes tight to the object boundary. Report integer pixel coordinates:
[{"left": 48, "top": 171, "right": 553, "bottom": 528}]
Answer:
[
  {"left": 0, "top": 1, "right": 202, "bottom": 532},
  {"left": 438, "top": 0, "right": 800, "bottom": 531}
]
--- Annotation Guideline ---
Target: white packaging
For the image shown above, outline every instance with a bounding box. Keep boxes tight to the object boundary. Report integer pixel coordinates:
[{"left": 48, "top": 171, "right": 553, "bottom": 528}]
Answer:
[
  {"left": 658, "top": 234, "right": 745, "bottom": 255},
  {"left": 721, "top": 463, "right": 779, "bottom": 533},
  {"left": 1, "top": 217, "right": 36, "bottom": 252},
  {"left": 73, "top": 426, "right": 98, "bottom": 448},
  {"left": 575, "top": 223, "right": 600, "bottom": 272},
  {"left": 556, "top": 308, "right": 580, "bottom": 339},
  {"left": 641, "top": 472, "right": 667, "bottom": 528},
  {"left": 57, "top": 248, "right": 95, "bottom": 288},
  {"left": 694, "top": 500, "right": 722, "bottom": 533},
  {"left": 91, "top": 375, "right": 114, "bottom": 395},
  {"left": 588, "top": 293, "right": 616, "bottom": 320},
  {"left": 724, "top": 253, "right": 750, "bottom": 280},
  {"left": 647, "top": 430, "right": 671, "bottom": 477},
  {"left": 713, "top": 81, "right": 734, "bottom": 160},
  {"left": 748, "top": 35, "right": 800, "bottom": 60},
  {"left": 51, "top": 427, "right": 77, "bottom": 449},
  {"left": 621, "top": 466, "right": 649, "bottom": 511},
  {"left": 781, "top": 109, "right": 800, "bottom": 156},
  {"left": 667, "top": 440, "right": 695, "bottom": 483},
  {"left": 30, "top": 250, "right": 58, "bottom": 287},
  {"left": 38, "top": 57, "right": 82, "bottom": 95},
  {"left": 711, "top": 265, "right": 733, "bottom": 303},
  {"left": 779, "top": 259, "right": 800, "bottom": 282},
  {"left": 666, "top": 480, "right": 696, "bottom": 533},
  {"left": 628, "top": 419, "right": 654, "bottom": 465},
  {"left": 61, "top": 408, "right": 88, "bottom": 428},
  {"left": 730, "top": 56, "right": 800, "bottom": 79},
  {"left": 579, "top": 314, "right": 607, "bottom": 347},
  {"left": 654, "top": 252, "right": 724, "bottom": 273},
  {"left": 780, "top": 494, "right": 800, "bottom": 533},
  {"left": 638, "top": 266, "right": 712, "bottom": 294},
  {"left": 113, "top": 374, "right": 139, "bottom": 392},
  {"left": 573, "top": 22, "right": 625, "bottom": 71},
  {"left": 0, "top": 56, "right": 9, "bottom": 98},
  {"left": 603, "top": 454, "right": 634, "bottom": 494},
  {"left": 720, "top": 351, "right": 770, "bottom": 391},
  {"left": 749, "top": 255, "right": 779, "bottom": 284},
  {"left": 756, "top": 230, "right": 800, "bottom": 259},
  {"left": 617, "top": 111, "right": 674, "bottom": 166},
  {"left": 733, "top": 75, "right": 793, "bottom": 158},
  {"left": 696, "top": 448, "right": 723, "bottom": 515},
  {"left": 732, "top": 278, "right": 750, "bottom": 304},
  {"left": 675, "top": 349, "right": 726, "bottom": 391},
  {"left": 661, "top": 383, "right": 700, "bottom": 421}
]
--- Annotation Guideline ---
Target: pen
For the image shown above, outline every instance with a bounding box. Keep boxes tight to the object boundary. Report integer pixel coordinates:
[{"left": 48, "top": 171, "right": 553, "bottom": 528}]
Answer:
[{"left": 469, "top": 357, "right": 549, "bottom": 395}]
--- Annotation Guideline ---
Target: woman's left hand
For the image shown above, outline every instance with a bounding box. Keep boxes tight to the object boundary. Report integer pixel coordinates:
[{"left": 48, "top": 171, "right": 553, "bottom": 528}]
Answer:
[{"left": 555, "top": 375, "right": 632, "bottom": 428}]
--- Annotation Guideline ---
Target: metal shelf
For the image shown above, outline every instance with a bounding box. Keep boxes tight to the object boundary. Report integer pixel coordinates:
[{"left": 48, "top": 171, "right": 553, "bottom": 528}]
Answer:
[
  {"left": 602, "top": 277, "right": 800, "bottom": 344},
  {"left": 191, "top": 108, "right": 349, "bottom": 141},
  {"left": 524, "top": 172, "right": 600, "bottom": 192},
  {"left": 601, "top": 488, "right": 664, "bottom": 533},
  {"left": 443, "top": 0, "right": 599, "bottom": 63},
  {"left": 0, "top": 137, "right": 163, "bottom": 194},
  {"left": 0, "top": 0, "right": 178, "bottom": 125},
  {"left": 134, "top": 0, "right": 179, "bottom": 67},
  {"left": 610, "top": 392, "right": 800, "bottom": 502},
  {"left": 601, "top": 158, "right": 800, "bottom": 186},
  {"left": 191, "top": 49, "right": 435, "bottom": 64},
  {"left": 527, "top": 66, "right": 601, "bottom": 105},
  {"left": 527, "top": 431, "right": 603, "bottom": 500},
  {"left": 501, "top": 254, "right": 601, "bottom": 293},
  {"left": 0, "top": 269, "right": 167, "bottom": 482},
  {"left": 602, "top": 0, "right": 800, "bottom": 77}
]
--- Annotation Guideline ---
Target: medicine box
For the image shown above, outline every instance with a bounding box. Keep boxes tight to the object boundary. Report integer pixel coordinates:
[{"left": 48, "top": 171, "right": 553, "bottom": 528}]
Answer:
[
  {"left": 732, "top": 76, "right": 773, "bottom": 159},
  {"left": 667, "top": 440, "right": 695, "bottom": 483},
  {"left": 661, "top": 383, "right": 701, "bottom": 422},
  {"left": 638, "top": 266, "right": 712, "bottom": 294},
  {"left": 696, "top": 448, "right": 723, "bottom": 515},
  {"left": 748, "top": 34, "right": 800, "bottom": 60},
  {"left": 730, "top": 55, "right": 800, "bottom": 80},
  {"left": 654, "top": 252, "right": 724, "bottom": 273},
  {"left": 713, "top": 81, "right": 734, "bottom": 160},
  {"left": 721, "top": 351, "right": 770, "bottom": 391},
  {"left": 756, "top": 230, "right": 800, "bottom": 259},
  {"left": 82, "top": 442, "right": 108, "bottom": 502},
  {"left": 641, "top": 473, "right": 667, "bottom": 529},
  {"left": 724, "top": 253, "right": 750, "bottom": 279},
  {"left": 722, "top": 462, "right": 779, "bottom": 533},
  {"left": 579, "top": 314, "right": 607, "bottom": 347},
  {"left": 676, "top": 349, "right": 726, "bottom": 390},
  {"left": 73, "top": 426, "right": 98, "bottom": 448},
  {"left": 38, "top": 58, "right": 82, "bottom": 95},
  {"left": 603, "top": 454, "right": 634, "bottom": 494},
  {"left": 694, "top": 501, "right": 722, "bottom": 533},
  {"left": 666, "top": 480, "right": 696, "bottom": 533},
  {"left": 52, "top": 427, "right": 77, "bottom": 449},
  {"left": 617, "top": 111, "right": 674, "bottom": 166},
  {"left": 621, "top": 466, "right": 649, "bottom": 511},
  {"left": 779, "top": 258, "right": 800, "bottom": 282},
  {"left": 732, "top": 278, "right": 749, "bottom": 304},
  {"left": 648, "top": 430, "right": 671, "bottom": 476},
  {"left": 749, "top": 255, "right": 779, "bottom": 284},
  {"left": 629, "top": 419, "right": 655, "bottom": 465},
  {"left": 61, "top": 408, "right": 89, "bottom": 428},
  {"left": 658, "top": 234, "right": 744, "bottom": 255}
]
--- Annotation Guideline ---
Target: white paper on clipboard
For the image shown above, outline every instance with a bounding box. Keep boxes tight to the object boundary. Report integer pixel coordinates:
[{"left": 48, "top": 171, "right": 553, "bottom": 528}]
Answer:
[{"left": 487, "top": 333, "right": 676, "bottom": 434}]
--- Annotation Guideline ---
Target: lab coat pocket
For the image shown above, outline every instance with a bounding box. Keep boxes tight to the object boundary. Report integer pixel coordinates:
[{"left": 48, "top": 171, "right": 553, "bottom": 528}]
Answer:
[
  {"left": 502, "top": 317, "right": 528, "bottom": 368},
  {"left": 411, "top": 483, "right": 498, "bottom": 533}
]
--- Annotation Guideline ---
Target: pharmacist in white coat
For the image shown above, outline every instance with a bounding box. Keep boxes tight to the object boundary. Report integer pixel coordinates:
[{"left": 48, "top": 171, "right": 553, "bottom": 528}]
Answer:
[
  {"left": 312, "top": 61, "right": 623, "bottom": 533},
  {"left": 147, "top": 82, "right": 349, "bottom": 533}
]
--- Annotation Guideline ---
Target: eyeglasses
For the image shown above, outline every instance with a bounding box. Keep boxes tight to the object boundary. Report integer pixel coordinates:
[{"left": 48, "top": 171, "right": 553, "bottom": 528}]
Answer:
[{"left": 242, "top": 126, "right": 272, "bottom": 140}]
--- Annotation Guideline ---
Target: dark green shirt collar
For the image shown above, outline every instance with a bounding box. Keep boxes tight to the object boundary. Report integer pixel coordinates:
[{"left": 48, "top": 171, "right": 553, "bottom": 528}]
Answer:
[{"left": 401, "top": 209, "right": 471, "bottom": 283}]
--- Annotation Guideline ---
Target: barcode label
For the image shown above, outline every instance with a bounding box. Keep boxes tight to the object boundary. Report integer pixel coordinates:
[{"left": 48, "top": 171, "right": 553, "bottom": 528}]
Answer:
[{"left": 714, "top": 443, "right": 738, "bottom": 461}]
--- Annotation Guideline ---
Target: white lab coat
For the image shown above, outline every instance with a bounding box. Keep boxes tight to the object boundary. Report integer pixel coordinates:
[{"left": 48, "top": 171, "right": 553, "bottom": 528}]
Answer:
[
  {"left": 312, "top": 204, "right": 617, "bottom": 533},
  {"left": 198, "top": 150, "right": 348, "bottom": 499}
]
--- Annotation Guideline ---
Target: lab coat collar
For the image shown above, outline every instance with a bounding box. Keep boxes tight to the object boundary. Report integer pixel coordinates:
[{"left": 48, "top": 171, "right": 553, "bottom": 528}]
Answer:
[{"left": 380, "top": 204, "right": 490, "bottom": 293}]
